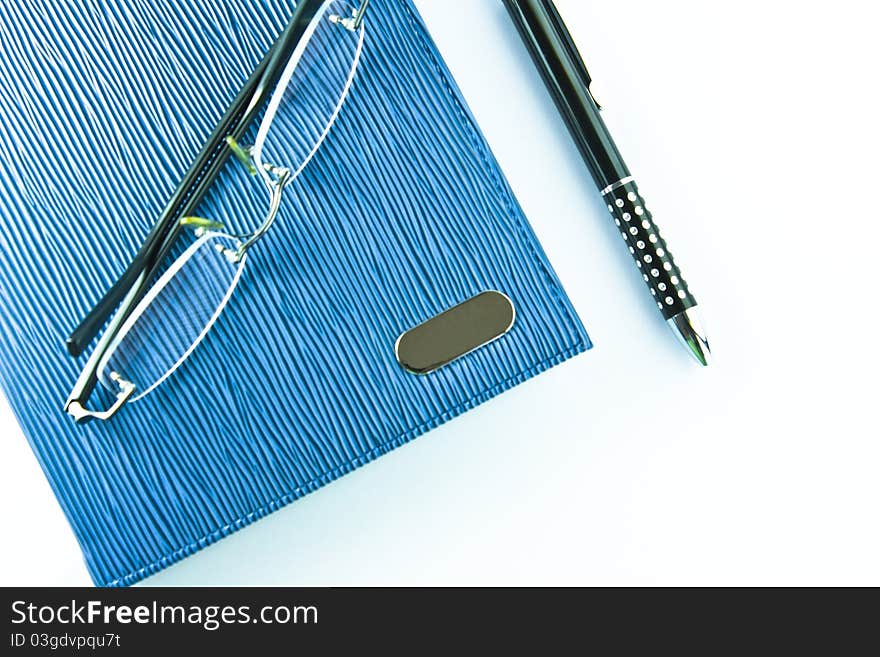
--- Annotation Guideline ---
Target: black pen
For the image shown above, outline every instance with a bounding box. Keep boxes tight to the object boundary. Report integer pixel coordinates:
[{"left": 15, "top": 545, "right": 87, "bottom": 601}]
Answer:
[{"left": 502, "top": 0, "right": 710, "bottom": 365}]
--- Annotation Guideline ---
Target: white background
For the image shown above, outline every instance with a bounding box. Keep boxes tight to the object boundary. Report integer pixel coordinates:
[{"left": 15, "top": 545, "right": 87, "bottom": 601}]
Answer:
[{"left": 2, "top": 0, "right": 878, "bottom": 586}]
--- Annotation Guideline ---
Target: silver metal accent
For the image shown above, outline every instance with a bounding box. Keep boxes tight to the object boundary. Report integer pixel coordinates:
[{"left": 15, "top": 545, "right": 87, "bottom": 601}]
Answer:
[
  {"left": 65, "top": 374, "right": 136, "bottom": 424},
  {"left": 233, "top": 165, "right": 291, "bottom": 261},
  {"left": 330, "top": 0, "right": 370, "bottom": 31},
  {"left": 601, "top": 176, "right": 635, "bottom": 196},
  {"left": 395, "top": 291, "right": 516, "bottom": 375},
  {"left": 667, "top": 307, "right": 711, "bottom": 366}
]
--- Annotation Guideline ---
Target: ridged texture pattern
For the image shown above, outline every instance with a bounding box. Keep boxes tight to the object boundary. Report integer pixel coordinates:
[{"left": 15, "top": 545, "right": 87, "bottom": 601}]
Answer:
[{"left": 0, "top": 0, "right": 590, "bottom": 586}]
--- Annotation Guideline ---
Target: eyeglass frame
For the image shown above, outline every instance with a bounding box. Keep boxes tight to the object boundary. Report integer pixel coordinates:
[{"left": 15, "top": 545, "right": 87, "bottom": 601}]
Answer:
[{"left": 64, "top": 0, "right": 369, "bottom": 424}]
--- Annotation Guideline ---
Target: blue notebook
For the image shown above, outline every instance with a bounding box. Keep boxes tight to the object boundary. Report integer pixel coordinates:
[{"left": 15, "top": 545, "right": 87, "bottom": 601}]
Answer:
[{"left": 0, "top": 0, "right": 590, "bottom": 586}]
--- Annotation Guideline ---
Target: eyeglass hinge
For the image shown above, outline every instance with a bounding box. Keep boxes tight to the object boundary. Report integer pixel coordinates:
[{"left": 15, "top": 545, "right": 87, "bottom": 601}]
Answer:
[{"left": 65, "top": 374, "right": 136, "bottom": 424}]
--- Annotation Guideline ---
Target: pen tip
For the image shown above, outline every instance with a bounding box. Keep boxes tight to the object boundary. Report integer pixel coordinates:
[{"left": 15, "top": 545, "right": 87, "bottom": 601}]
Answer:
[{"left": 667, "top": 308, "right": 711, "bottom": 367}]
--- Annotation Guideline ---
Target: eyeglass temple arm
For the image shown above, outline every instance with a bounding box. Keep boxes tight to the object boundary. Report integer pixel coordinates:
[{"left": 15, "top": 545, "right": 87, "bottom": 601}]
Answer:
[
  {"left": 64, "top": 0, "right": 327, "bottom": 358},
  {"left": 64, "top": 276, "right": 143, "bottom": 423},
  {"left": 65, "top": 206, "right": 199, "bottom": 422}
]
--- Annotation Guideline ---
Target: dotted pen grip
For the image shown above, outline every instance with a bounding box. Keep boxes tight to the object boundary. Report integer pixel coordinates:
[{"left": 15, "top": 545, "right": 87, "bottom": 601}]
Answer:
[{"left": 605, "top": 182, "right": 695, "bottom": 320}]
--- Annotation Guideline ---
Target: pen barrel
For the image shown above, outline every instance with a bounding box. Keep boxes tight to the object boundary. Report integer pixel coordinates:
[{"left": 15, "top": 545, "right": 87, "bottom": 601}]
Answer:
[
  {"left": 605, "top": 181, "right": 696, "bottom": 320},
  {"left": 503, "top": 0, "right": 630, "bottom": 188}
]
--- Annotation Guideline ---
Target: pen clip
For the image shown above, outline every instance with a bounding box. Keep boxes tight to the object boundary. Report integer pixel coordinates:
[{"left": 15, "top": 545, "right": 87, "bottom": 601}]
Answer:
[
  {"left": 586, "top": 78, "right": 602, "bottom": 110},
  {"left": 545, "top": 0, "right": 603, "bottom": 109}
]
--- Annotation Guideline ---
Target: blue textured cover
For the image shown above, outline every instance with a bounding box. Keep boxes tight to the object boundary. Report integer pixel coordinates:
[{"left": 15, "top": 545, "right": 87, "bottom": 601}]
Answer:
[{"left": 0, "top": 0, "right": 590, "bottom": 586}]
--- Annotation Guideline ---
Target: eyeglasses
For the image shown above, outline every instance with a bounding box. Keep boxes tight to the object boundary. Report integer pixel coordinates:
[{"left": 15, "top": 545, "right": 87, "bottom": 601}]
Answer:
[{"left": 65, "top": 0, "right": 368, "bottom": 423}]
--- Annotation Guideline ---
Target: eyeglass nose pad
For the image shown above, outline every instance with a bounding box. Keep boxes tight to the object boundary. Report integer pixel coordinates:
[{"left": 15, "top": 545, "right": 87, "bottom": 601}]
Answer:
[
  {"left": 261, "top": 162, "right": 292, "bottom": 187},
  {"left": 226, "top": 136, "right": 259, "bottom": 175},
  {"left": 330, "top": 0, "right": 370, "bottom": 30}
]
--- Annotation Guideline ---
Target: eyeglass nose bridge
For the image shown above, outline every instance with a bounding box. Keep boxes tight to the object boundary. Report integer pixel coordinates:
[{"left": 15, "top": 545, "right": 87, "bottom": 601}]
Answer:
[{"left": 230, "top": 163, "right": 292, "bottom": 262}]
